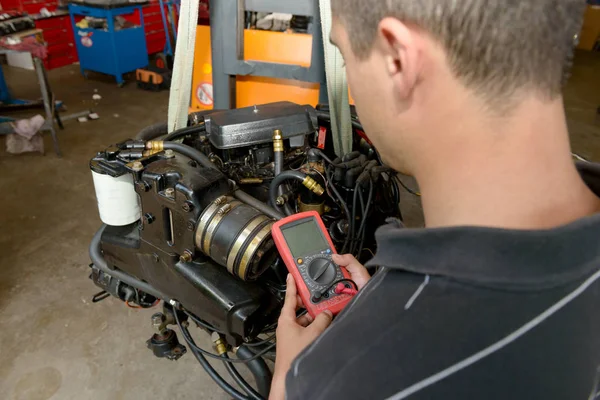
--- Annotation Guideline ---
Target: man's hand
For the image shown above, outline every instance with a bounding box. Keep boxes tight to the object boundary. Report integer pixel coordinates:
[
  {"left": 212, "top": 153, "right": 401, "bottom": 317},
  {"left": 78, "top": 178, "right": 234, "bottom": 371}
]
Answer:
[
  {"left": 332, "top": 254, "right": 371, "bottom": 290},
  {"left": 270, "top": 274, "right": 333, "bottom": 400}
]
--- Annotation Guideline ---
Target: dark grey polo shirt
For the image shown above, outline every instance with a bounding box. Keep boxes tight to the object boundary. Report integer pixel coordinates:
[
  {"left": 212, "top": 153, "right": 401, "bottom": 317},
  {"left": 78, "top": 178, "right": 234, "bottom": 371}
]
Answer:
[{"left": 286, "top": 162, "right": 600, "bottom": 400}]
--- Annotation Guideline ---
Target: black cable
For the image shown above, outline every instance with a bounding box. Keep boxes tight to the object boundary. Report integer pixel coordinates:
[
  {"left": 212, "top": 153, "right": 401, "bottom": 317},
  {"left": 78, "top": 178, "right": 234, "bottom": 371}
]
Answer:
[
  {"left": 395, "top": 175, "right": 421, "bottom": 196},
  {"left": 350, "top": 181, "right": 361, "bottom": 255},
  {"left": 174, "top": 312, "right": 249, "bottom": 400},
  {"left": 222, "top": 354, "right": 265, "bottom": 400},
  {"left": 357, "top": 180, "right": 373, "bottom": 256},
  {"left": 164, "top": 123, "right": 206, "bottom": 141},
  {"left": 175, "top": 311, "right": 276, "bottom": 363},
  {"left": 326, "top": 167, "right": 351, "bottom": 253}
]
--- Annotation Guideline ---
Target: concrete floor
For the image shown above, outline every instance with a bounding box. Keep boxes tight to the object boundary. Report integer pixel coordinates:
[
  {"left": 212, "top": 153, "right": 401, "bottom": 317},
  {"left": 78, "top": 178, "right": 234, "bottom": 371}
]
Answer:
[{"left": 1, "top": 51, "right": 599, "bottom": 400}]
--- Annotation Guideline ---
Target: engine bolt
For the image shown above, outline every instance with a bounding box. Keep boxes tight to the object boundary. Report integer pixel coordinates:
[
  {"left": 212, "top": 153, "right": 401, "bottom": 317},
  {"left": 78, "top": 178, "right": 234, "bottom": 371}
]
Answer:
[
  {"left": 152, "top": 253, "right": 160, "bottom": 263},
  {"left": 180, "top": 251, "right": 193, "bottom": 263},
  {"left": 182, "top": 201, "right": 194, "bottom": 212},
  {"left": 276, "top": 196, "right": 285, "bottom": 206},
  {"left": 131, "top": 161, "right": 144, "bottom": 171},
  {"left": 164, "top": 149, "right": 175, "bottom": 159},
  {"left": 136, "top": 181, "right": 150, "bottom": 192},
  {"left": 151, "top": 313, "right": 164, "bottom": 331},
  {"left": 188, "top": 160, "right": 197, "bottom": 168},
  {"left": 143, "top": 213, "right": 155, "bottom": 224},
  {"left": 165, "top": 188, "right": 175, "bottom": 198},
  {"left": 187, "top": 221, "right": 195, "bottom": 231}
]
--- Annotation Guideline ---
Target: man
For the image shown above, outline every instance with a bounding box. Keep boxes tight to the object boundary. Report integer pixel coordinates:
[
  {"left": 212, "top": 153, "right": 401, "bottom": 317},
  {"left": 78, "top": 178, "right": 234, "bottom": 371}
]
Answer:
[{"left": 270, "top": 1, "right": 600, "bottom": 399}]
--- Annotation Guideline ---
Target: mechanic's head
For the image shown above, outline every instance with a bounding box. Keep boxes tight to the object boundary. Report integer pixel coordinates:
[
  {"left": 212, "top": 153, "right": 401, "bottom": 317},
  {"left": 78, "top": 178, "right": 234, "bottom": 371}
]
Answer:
[{"left": 330, "top": 0, "right": 585, "bottom": 174}]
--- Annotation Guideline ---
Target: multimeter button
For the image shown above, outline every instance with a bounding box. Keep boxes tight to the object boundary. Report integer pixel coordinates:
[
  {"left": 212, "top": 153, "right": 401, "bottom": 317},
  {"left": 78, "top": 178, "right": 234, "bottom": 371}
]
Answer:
[
  {"left": 325, "top": 249, "right": 331, "bottom": 254},
  {"left": 297, "top": 258, "right": 303, "bottom": 264}
]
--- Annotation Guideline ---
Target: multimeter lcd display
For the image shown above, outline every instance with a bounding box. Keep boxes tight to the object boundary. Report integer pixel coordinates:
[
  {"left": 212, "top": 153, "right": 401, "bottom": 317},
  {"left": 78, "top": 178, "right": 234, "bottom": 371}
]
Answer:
[{"left": 281, "top": 218, "right": 330, "bottom": 259}]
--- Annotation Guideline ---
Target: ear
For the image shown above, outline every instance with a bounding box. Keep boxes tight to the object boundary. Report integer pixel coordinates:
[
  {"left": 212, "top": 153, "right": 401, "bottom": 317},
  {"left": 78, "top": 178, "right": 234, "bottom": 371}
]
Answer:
[{"left": 376, "top": 17, "right": 421, "bottom": 99}]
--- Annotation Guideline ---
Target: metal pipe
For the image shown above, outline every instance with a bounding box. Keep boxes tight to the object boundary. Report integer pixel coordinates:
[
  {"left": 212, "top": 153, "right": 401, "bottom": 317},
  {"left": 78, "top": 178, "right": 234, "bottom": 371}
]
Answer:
[
  {"left": 233, "top": 189, "right": 284, "bottom": 220},
  {"left": 89, "top": 225, "right": 168, "bottom": 301},
  {"left": 236, "top": 346, "right": 272, "bottom": 399}
]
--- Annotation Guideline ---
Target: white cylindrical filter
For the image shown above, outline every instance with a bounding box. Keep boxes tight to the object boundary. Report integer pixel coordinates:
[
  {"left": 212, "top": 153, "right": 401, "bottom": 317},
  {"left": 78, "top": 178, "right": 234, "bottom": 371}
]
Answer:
[{"left": 91, "top": 171, "right": 141, "bottom": 226}]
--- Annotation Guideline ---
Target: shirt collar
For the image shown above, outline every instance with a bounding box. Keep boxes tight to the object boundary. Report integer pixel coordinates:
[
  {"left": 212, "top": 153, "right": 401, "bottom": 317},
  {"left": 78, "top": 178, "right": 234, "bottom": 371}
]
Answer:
[{"left": 366, "top": 162, "right": 600, "bottom": 290}]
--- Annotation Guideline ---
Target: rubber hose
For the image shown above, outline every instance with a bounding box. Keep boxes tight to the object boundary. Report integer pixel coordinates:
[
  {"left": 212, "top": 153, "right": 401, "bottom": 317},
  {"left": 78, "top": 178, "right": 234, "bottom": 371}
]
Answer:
[
  {"left": 177, "top": 316, "right": 249, "bottom": 400},
  {"left": 268, "top": 171, "right": 309, "bottom": 212},
  {"left": 236, "top": 346, "right": 273, "bottom": 398},
  {"left": 164, "top": 124, "right": 206, "bottom": 142},
  {"left": 222, "top": 354, "right": 265, "bottom": 400},
  {"left": 162, "top": 142, "right": 216, "bottom": 170},
  {"left": 273, "top": 150, "right": 295, "bottom": 216},
  {"left": 135, "top": 121, "right": 168, "bottom": 141},
  {"left": 89, "top": 225, "right": 168, "bottom": 301},
  {"left": 233, "top": 189, "right": 284, "bottom": 220}
]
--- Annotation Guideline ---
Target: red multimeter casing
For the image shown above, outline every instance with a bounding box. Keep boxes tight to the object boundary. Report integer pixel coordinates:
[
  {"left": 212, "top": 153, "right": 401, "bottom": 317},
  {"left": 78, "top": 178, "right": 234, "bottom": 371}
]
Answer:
[{"left": 272, "top": 211, "right": 354, "bottom": 318}]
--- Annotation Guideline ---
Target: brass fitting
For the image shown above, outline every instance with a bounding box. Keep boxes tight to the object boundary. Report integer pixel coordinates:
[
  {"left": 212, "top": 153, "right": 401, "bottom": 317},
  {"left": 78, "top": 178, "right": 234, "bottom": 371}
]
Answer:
[
  {"left": 239, "top": 178, "right": 264, "bottom": 184},
  {"left": 146, "top": 140, "right": 164, "bottom": 152},
  {"left": 273, "top": 129, "right": 284, "bottom": 153},
  {"left": 302, "top": 176, "right": 325, "bottom": 196},
  {"left": 211, "top": 332, "right": 228, "bottom": 355}
]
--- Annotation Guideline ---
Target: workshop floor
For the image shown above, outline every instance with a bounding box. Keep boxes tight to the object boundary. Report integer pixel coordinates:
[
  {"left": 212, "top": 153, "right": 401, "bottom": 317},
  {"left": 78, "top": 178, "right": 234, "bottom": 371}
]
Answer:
[{"left": 1, "top": 50, "right": 599, "bottom": 400}]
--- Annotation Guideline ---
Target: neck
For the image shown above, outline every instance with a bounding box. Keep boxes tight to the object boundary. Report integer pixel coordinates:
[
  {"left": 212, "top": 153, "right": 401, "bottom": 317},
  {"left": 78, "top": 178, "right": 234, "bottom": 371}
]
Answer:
[{"left": 411, "top": 96, "right": 600, "bottom": 229}]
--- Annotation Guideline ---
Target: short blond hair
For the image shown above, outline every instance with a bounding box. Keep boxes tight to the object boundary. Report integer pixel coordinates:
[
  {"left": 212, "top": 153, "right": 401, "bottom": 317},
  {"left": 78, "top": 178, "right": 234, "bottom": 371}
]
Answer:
[{"left": 332, "top": 0, "right": 586, "bottom": 102}]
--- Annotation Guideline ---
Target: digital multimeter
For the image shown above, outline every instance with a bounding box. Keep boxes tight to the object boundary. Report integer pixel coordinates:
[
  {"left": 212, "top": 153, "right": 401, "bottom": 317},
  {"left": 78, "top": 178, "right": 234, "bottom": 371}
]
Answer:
[{"left": 272, "top": 211, "right": 355, "bottom": 318}]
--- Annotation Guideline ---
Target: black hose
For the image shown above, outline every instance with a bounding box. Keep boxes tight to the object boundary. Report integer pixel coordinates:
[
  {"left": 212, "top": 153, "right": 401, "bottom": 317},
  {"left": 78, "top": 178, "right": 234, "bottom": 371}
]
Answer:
[
  {"left": 135, "top": 121, "right": 168, "bottom": 140},
  {"left": 162, "top": 142, "right": 216, "bottom": 170},
  {"left": 268, "top": 171, "right": 309, "bottom": 212},
  {"left": 222, "top": 354, "right": 265, "bottom": 400},
  {"left": 164, "top": 123, "right": 206, "bottom": 142},
  {"left": 89, "top": 225, "right": 168, "bottom": 301},
  {"left": 233, "top": 189, "right": 284, "bottom": 220},
  {"left": 273, "top": 149, "right": 295, "bottom": 216},
  {"left": 174, "top": 312, "right": 250, "bottom": 400},
  {"left": 236, "top": 346, "right": 272, "bottom": 398},
  {"left": 357, "top": 180, "right": 374, "bottom": 256},
  {"left": 315, "top": 110, "right": 365, "bottom": 132},
  {"left": 326, "top": 167, "right": 351, "bottom": 253}
]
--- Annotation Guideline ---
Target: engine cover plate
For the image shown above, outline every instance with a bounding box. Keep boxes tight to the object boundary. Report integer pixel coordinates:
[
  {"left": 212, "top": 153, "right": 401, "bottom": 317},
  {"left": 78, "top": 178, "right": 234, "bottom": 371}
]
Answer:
[{"left": 204, "top": 102, "right": 318, "bottom": 149}]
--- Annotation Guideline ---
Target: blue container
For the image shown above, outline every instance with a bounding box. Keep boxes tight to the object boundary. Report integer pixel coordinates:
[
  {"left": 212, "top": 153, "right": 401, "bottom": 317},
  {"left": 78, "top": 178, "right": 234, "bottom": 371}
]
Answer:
[{"left": 69, "top": 4, "right": 149, "bottom": 85}]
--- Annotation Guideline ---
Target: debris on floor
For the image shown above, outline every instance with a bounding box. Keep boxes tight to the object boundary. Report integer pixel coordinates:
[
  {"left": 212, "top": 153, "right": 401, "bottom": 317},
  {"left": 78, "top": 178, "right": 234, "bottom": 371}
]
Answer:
[{"left": 5, "top": 115, "right": 45, "bottom": 154}]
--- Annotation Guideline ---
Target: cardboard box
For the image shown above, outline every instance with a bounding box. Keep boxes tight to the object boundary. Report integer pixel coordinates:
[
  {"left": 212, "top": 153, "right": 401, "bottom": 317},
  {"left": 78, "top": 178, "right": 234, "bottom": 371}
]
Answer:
[{"left": 578, "top": 5, "right": 600, "bottom": 51}]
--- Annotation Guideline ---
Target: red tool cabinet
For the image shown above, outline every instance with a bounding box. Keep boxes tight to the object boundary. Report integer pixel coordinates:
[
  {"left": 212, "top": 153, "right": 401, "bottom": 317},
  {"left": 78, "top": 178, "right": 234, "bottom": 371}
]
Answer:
[{"left": 0, "top": 0, "right": 169, "bottom": 70}]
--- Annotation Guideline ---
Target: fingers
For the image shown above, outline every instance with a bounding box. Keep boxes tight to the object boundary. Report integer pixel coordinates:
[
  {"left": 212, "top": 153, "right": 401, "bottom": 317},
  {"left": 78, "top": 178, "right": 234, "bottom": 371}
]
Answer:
[
  {"left": 308, "top": 310, "right": 333, "bottom": 334},
  {"left": 296, "top": 313, "right": 314, "bottom": 327},
  {"left": 281, "top": 274, "right": 298, "bottom": 318},
  {"left": 332, "top": 254, "right": 371, "bottom": 290}
]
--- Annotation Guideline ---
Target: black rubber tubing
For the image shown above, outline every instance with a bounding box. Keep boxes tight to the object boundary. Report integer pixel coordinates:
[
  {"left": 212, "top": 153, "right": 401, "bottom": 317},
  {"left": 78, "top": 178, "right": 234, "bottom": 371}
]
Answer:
[
  {"left": 222, "top": 354, "right": 265, "bottom": 400},
  {"left": 236, "top": 346, "right": 273, "bottom": 398},
  {"left": 175, "top": 314, "right": 250, "bottom": 400},
  {"left": 162, "top": 142, "right": 217, "bottom": 170},
  {"left": 273, "top": 149, "right": 295, "bottom": 216},
  {"left": 135, "top": 121, "right": 169, "bottom": 141},
  {"left": 268, "top": 170, "right": 308, "bottom": 211},
  {"left": 89, "top": 225, "right": 169, "bottom": 301}
]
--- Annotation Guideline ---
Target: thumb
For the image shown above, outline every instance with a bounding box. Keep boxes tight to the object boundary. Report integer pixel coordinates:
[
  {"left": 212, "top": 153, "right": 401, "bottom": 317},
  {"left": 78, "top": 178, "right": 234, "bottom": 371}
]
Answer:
[{"left": 308, "top": 310, "right": 333, "bottom": 334}]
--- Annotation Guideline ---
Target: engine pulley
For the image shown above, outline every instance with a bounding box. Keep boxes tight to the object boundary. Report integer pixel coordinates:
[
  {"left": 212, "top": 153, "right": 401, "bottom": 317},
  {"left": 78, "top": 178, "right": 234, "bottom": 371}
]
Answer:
[{"left": 195, "top": 196, "right": 276, "bottom": 281}]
